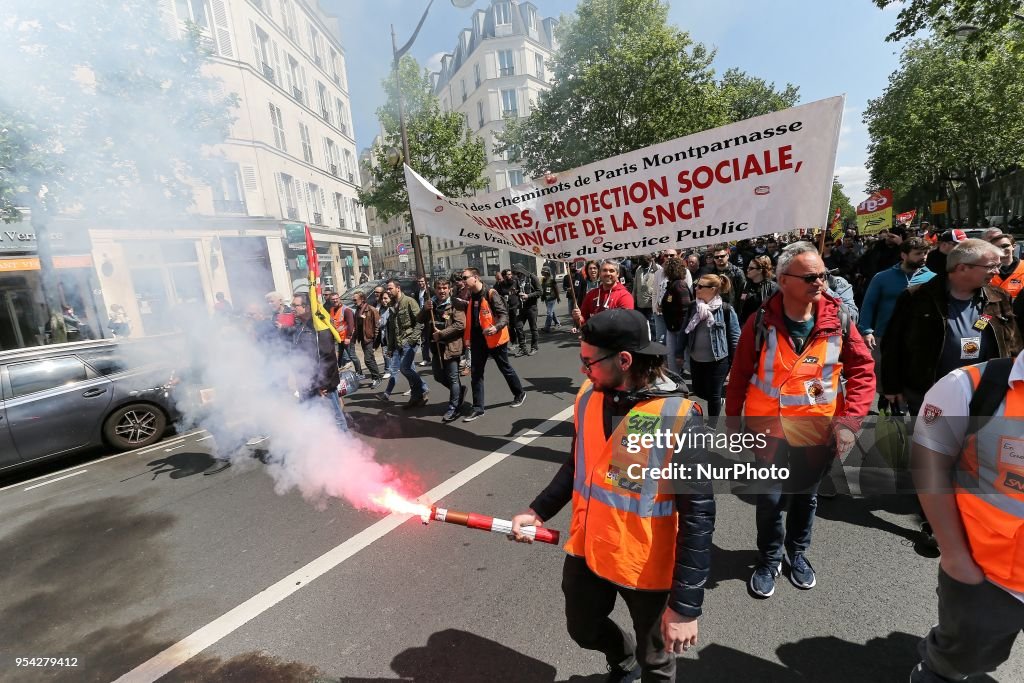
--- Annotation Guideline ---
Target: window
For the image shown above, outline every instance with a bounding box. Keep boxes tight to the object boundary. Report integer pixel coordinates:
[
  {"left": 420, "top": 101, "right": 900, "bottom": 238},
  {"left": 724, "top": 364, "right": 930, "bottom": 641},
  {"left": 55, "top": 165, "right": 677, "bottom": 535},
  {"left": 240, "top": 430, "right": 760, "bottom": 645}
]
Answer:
[
  {"left": 269, "top": 103, "right": 286, "bottom": 151},
  {"left": 527, "top": 6, "right": 537, "bottom": 31},
  {"left": 343, "top": 149, "right": 355, "bottom": 182},
  {"left": 336, "top": 98, "right": 348, "bottom": 135},
  {"left": 494, "top": 1, "right": 511, "bottom": 25},
  {"left": 501, "top": 88, "right": 518, "bottom": 117},
  {"left": 175, "top": 0, "right": 209, "bottom": 28},
  {"left": 508, "top": 169, "right": 524, "bottom": 187},
  {"left": 477, "top": 101, "right": 485, "bottom": 128},
  {"left": 9, "top": 357, "right": 89, "bottom": 398},
  {"left": 317, "top": 82, "right": 331, "bottom": 123},
  {"left": 329, "top": 48, "right": 341, "bottom": 85},
  {"left": 324, "top": 138, "right": 338, "bottom": 175},
  {"left": 212, "top": 162, "right": 246, "bottom": 213},
  {"left": 280, "top": 0, "right": 297, "bottom": 40},
  {"left": 252, "top": 24, "right": 274, "bottom": 81},
  {"left": 279, "top": 172, "right": 298, "bottom": 218},
  {"left": 309, "top": 182, "right": 323, "bottom": 224},
  {"left": 287, "top": 55, "right": 304, "bottom": 103},
  {"left": 461, "top": 79, "right": 467, "bottom": 103},
  {"left": 474, "top": 63, "right": 481, "bottom": 87},
  {"left": 498, "top": 49, "right": 514, "bottom": 77},
  {"left": 78, "top": 349, "right": 130, "bottom": 376},
  {"left": 535, "top": 53, "right": 545, "bottom": 81},
  {"left": 334, "top": 192, "right": 346, "bottom": 228},
  {"left": 299, "top": 123, "right": 313, "bottom": 163},
  {"left": 309, "top": 24, "right": 324, "bottom": 66}
]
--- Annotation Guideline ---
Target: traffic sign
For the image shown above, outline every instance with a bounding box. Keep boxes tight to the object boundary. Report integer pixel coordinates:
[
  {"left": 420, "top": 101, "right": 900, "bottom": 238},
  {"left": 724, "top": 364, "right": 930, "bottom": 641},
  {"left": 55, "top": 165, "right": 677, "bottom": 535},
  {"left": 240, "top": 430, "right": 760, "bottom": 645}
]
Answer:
[
  {"left": 371, "top": 235, "right": 383, "bottom": 247},
  {"left": 396, "top": 243, "right": 409, "bottom": 255}
]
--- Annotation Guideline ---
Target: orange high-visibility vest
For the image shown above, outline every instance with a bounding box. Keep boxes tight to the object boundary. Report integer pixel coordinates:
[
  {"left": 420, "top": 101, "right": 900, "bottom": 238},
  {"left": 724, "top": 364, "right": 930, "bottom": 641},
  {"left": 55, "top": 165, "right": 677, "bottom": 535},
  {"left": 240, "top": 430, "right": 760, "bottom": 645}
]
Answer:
[
  {"left": 563, "top": 381, "right": 695, "bottom": 590},
  {"left": 956, "top": 363, "right": 1024, "bottom": 592},
  {"left": 991, "top": 260, "right": 1024, "bottom": 300},
  {"left": 743, "top": 323, "right": 845, "bottom": 447},
  {"left": 330, "top": 306, "right": 349, "bottom": 342},
  {"left": 463, "top": 290, "right": 510, "bottom": 349}
]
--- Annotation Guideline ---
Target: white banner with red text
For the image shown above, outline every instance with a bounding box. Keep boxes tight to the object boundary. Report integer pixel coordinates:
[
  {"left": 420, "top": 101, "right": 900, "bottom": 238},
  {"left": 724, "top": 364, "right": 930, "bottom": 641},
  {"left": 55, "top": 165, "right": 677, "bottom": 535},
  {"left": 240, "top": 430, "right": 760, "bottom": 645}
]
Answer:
[{"left": 405, "top": 96, "right": 845, "bottom": 262}]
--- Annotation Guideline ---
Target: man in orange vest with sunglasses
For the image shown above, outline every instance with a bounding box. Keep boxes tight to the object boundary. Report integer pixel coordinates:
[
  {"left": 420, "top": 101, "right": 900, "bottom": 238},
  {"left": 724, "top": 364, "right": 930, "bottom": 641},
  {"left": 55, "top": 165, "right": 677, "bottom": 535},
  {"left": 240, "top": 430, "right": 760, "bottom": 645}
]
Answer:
[
  {"left": 459, "top": 267, "right": 526, "bottom": 423},
  {"left": 510, "top": 309, "right": 715, "bottom": 683},
  {"left": 909, "top": 349, "right": 1024, "bottom": 682},
  {"left": 726, "top": 241, "right": 875, "bottom": 599}
]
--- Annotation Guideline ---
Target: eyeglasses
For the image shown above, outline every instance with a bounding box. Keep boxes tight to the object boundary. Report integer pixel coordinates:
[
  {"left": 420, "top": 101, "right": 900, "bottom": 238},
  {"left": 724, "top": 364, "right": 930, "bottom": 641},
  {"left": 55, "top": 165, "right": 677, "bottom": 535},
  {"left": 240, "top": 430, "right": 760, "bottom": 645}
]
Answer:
[
  {"left": 292, "top": 302, "right": 306, "bottom": 309},
  {"left": 695, "top": 283, "right": 716, "bottom": 289},
  {"left": 784, "top": 271, "right": 828, "bottom": 284},
  {"left": 713, "top": 254, "right": 728, "bottom": 259},
  {"left": 456, "top": 275, "right": 469, "bottom": 281},
  {"left": 964, "top": 262, "right": 1000, "bottom": 271},
  {"left": 580, "top": 352, "right": 617, "bottom": 372}
]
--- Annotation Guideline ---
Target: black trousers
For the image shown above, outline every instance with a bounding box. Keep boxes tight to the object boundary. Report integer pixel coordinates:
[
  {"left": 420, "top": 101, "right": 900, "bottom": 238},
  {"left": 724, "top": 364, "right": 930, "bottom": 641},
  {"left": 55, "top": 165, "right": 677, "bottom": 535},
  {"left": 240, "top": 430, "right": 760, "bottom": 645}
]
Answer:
[
  {"left": 562, "top": 555, "right": 674, "bottom": 681},
  {"left": 517, "top": 306, "right": 538, "bottom": 350},
  {"left": 689, "top": 357, "right": 730, "bottom": 417},
  {"left": 469, "top": 336, "right": 523, "bottom": 411},
  {"left": 360, "top": 341, "right": 382, "bottom": 380}
]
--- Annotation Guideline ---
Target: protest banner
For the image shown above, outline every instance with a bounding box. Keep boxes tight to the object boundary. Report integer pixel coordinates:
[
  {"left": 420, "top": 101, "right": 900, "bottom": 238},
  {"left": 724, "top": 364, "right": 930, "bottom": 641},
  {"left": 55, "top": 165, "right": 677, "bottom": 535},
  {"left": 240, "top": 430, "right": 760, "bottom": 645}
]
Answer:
[
  {"left": 895, "top": 209, "right": 917, "bottom": 225},
  {"left": 856, "top": 189, "right": 894, "bottom": 235},
  {"left": 405, "top": 96, "right": 844, "bottom": 262}
]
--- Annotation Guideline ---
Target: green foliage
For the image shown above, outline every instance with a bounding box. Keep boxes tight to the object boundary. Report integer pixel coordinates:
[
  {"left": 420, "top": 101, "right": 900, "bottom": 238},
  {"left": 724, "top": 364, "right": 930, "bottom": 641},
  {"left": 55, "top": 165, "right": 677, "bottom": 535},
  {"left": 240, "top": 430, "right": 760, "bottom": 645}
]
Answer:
[
  {"left": 874, "top": 0, "right": 1024, "bottom": 43},
  {"left": 0, "top": 0, "right": 238, "bottom": 222},
  {"left": 498, "top": 0, "right": 799, "bottom": 177},
  {"left": 863, "top": 29, "right": 1024, "bottom": 222},
  {"left": 358, "top": 56, "right": 487, "bottom": 223},
  {"left": 829, "top": 177, "right": 857, "bottom": 225}
]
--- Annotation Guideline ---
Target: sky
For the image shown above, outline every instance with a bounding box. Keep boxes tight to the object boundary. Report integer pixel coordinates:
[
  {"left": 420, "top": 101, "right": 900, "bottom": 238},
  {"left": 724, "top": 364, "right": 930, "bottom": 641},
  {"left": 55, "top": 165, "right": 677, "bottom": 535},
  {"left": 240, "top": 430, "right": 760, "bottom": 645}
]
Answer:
[{"left": 324, "top": 0, "right": 909, "bottom": 203}]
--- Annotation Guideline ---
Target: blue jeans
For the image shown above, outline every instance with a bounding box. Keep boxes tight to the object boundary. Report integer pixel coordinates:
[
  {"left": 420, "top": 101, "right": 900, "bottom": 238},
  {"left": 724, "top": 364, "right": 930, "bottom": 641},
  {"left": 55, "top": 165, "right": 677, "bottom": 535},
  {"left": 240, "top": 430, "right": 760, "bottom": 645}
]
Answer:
[
  {"left": 338, "top": 342, "right": 362, "bottom": 375},
  {"left": 755, "top": 441, "right": 833, "bottom": 564},
  {"left": 384, "top": 350, "right": 402, "bottom": 396},
  {"left": 398, "top": 343, "right": 429, "bottom": 399},
  {"left": 323, "top": 391, "right": 348, "bottom": 432},
  {"left": 544, "top": 300, "right": 560, "bottom": 330},
  {"left": 653, "top": 314, "right": 666, "bottom": 344},
  {"left": 664, "top": 328, "right": 687, "bottom": 374}
]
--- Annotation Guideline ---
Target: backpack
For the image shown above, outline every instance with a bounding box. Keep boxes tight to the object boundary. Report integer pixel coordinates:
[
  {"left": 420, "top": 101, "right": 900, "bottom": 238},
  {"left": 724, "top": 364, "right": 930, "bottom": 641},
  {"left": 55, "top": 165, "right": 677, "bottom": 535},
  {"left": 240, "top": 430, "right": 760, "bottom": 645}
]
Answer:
[{"left": 967, "top": 357, "right": 1015, "bottom": 431}]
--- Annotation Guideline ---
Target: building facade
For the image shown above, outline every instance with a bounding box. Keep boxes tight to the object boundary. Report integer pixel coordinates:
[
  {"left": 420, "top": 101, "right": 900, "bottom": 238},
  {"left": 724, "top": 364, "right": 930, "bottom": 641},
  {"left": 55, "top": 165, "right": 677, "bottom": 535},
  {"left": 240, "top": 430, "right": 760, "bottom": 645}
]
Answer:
[
  {"left": 430, "top": 0, "right": 558, "bottom": 276},
  {"left": 87, "top": 0, "right": 371, "bottom": 338}
]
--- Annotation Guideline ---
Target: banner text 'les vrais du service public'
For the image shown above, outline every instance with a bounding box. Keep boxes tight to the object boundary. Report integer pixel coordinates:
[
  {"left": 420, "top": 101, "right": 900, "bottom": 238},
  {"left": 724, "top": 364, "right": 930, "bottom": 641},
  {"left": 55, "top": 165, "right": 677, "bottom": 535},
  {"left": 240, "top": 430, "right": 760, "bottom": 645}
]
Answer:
[{"left": 405, "top": 95, "right": 844, "bottom": 262}]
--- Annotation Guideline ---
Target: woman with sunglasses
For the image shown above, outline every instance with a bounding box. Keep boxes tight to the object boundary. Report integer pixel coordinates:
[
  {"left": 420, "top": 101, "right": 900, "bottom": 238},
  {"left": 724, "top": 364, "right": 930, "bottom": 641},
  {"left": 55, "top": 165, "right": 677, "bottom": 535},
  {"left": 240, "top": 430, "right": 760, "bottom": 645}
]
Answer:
[
  {"left": 740, "top": 255, "right": 779, "bottom": 325},
  {"left": 684, "top": 274, "right": 739, "bottom": 417}
]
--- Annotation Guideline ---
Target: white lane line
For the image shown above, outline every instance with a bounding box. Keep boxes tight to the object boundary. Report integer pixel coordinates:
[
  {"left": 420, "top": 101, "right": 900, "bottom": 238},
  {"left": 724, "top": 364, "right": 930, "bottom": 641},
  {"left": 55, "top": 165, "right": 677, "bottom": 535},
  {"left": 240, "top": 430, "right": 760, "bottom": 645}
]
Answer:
[
  {"left": 23, "top": 469, "right": 88, "bottom": 491},
  {"left": 114, "top": 405, "right": 575, "bottom": 683},
  {"left": 196, "top": 435, "right": 214, "bottom": 442},
  {"left": 0, "top": 429, "right": 206, "bottom": 494},
  {"left": 163, "top": 444, "right": 187, "bottom": 452}
]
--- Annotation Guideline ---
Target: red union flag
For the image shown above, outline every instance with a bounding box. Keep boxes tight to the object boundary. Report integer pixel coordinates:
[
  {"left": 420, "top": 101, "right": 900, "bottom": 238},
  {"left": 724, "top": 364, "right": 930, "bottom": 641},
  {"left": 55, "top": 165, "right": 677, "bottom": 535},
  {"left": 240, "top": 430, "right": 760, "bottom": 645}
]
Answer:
[
  {"left": 305, "top": 225, "right": 340, "bottom": 342},
  {"left": 829, "top": 206, "right": 843, "bottom": 240},
  {"left": 896, "top": 209, "right": 917, "bottom": 225},
  {"left": 856, "top": 189, "right": 893, "bottom": 235}
]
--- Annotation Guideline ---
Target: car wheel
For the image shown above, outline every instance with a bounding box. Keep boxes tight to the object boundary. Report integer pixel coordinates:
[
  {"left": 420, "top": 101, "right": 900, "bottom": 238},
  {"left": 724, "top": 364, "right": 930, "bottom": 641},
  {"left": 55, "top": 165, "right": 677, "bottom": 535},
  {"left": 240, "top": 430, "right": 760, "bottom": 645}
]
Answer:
[{"left": 103, "top": 403, "right": 168, "bottom": 450}]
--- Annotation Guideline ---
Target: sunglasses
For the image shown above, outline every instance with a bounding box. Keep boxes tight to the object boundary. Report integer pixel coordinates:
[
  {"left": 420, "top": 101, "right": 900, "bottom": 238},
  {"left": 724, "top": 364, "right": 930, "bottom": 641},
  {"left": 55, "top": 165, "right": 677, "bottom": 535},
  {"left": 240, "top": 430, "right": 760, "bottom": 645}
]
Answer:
[
  {"left": 580, "top": 352, "right": 617, "bottom": 372},
  {"left": 784, "top": 271, "right": 828, "bottom": 284}
]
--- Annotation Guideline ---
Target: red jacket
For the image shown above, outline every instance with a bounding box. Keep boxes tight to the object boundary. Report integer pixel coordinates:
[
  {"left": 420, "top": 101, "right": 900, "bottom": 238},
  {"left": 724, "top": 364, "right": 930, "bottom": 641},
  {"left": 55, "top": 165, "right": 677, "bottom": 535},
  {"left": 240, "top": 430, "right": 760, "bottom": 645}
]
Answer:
[
  {"left": 725, "top": 291, "right": 875, "bottom": 434},
  {"left": 580, "top": 282, "right": 635, "bottom": 322}
]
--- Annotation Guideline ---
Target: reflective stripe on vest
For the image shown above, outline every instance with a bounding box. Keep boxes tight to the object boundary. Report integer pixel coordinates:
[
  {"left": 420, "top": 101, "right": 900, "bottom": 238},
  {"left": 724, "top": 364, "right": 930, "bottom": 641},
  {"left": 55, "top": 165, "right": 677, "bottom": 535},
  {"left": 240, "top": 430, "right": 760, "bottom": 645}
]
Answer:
[
  {"left": 744, "top": 325, "right": 844, "bottom": 445},
  {"left": 955, "top": 361, "right": 1024, "bottom": 591},
  {"left": 564, "top": 381, "right": 694, "bottom": 590},
  {"left": 991, "top": 260, "right": 1024, "bottom": 299}
]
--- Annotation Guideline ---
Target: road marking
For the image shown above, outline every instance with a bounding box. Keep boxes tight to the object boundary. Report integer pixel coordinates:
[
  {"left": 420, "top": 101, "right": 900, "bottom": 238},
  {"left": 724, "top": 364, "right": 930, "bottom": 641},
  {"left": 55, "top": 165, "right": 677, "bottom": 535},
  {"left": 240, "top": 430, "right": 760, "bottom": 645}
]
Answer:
[
  {"left": 0, "top": 429, "right": 205, "bottom": 493},
  {"left": 23, "top": 469, "right": 88, "bottom": 491},
  {"left": 163, "top": 443, "right": 186, "bottom": 452},
  {"left": 196, "top": 435, "right": 214, "bottom": 442},
  {"left": 113, "top": 405, "right": 575, "bottom": 683}
]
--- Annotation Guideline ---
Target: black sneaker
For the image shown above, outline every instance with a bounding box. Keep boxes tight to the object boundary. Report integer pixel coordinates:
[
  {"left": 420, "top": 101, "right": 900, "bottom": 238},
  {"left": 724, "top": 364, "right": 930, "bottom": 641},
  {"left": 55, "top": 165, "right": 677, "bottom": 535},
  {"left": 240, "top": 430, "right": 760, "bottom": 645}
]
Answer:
[
  {"left": 604, "top": 662, "right": 641, "bottom": 683},
  {"left": 749, "top": 561, "right": 781, "bottom": 598},
  {"left": 463, "top": 409, "right": 485, "bottom": 422},
  {"left": 442, "top": 409, "right": 459, "bottom": 423},
  {"left": 511, "top": 392, "right": 527, "bottom": 408},
  {"left": 786, "top": 552, "right": 816, "bottom": 589},
  {"left": 403, "top": 394, "right": 428, "bottom": 409}
]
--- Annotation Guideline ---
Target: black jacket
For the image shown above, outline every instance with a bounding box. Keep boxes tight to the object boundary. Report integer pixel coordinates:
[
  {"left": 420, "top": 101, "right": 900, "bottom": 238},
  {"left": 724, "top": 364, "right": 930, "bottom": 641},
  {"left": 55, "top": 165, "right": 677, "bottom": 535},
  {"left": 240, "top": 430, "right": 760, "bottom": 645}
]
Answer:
[
  {"left": 881, "top": 277, "right": 1022, "bottom": 396},
  {"left": 529, "top": 375, "right": 715, "bottom": 618},
  {"left": 496, "top": 278, "right": 521, "bottom": 313},
  {"left": 290, "top": 320, "right": 340, "bottom": 398},
  {"left": 516, "top": 272, "right": 541, "bottom": 309}
]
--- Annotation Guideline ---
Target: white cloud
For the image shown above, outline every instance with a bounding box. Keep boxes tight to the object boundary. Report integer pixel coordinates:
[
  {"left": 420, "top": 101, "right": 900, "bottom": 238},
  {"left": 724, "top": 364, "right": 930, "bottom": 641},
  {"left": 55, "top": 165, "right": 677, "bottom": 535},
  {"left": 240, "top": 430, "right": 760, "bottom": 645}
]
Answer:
[
  {"left": 835, "top": 164, "right": 871, "bottom": 201},
  {"left": 425, "top": 51, "right": 446, "bottom": 74}
]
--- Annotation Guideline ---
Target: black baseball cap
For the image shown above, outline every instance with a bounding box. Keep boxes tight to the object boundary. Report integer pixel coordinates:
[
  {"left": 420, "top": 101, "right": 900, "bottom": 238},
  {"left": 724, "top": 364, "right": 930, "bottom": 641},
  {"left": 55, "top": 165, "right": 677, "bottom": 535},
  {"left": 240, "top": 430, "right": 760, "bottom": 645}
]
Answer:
[{"left": 580, "top": 309, "right": 667, "bottom": 356}]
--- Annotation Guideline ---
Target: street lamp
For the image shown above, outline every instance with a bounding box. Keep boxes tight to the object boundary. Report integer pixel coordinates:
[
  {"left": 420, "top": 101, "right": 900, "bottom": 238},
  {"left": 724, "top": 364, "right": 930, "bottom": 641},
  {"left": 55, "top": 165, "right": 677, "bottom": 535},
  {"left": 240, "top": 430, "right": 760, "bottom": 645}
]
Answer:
[{"left": 391, "top": 0, "right": 475, "bottom": 279}]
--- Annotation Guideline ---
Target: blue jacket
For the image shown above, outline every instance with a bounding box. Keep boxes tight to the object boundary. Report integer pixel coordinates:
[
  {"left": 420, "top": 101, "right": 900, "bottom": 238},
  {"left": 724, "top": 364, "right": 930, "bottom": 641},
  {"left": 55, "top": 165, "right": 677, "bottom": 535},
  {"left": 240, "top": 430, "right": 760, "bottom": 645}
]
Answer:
[
  {"left": 688, "top": 304, "right": 740, "bottom": 362},
  {"left": 859, "top": 265, "right": 936, "bottom": 338}
]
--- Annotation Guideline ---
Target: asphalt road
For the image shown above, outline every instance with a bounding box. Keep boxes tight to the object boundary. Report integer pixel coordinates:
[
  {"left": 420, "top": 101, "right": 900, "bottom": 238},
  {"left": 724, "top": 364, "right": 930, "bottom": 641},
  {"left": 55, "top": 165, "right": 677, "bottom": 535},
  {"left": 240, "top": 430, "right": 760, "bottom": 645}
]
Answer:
[{"left": 1, "top": 328, "right": 1021, "bottom": 682}]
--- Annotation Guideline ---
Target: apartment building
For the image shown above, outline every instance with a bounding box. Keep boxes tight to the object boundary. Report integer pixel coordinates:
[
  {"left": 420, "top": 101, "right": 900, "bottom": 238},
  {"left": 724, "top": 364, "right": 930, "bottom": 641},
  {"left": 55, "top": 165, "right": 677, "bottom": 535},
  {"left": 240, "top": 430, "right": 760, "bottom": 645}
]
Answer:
[
  {"left": 90, "top": 0, "right": 371, "bottom": 336},
  {"left": 430, "top": 0, "right": 557, "bottom": 276}
]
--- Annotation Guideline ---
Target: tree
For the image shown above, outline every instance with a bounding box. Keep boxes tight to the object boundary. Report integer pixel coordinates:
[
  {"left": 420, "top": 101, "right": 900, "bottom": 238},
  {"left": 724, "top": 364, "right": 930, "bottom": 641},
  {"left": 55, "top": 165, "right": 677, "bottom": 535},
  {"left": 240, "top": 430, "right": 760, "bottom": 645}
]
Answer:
[
  {"left": 357, "top": 55, "right": 487, "bottom": 225},
  {"left": 863, "top": 30, "right": 1024, "bottom": 225},
  {"left": 829, "top": 178, "right": 857, "bottom": 226},
  {"left": 0, "top": 0, "right": 237, "bottom": 339},
  {"left": 498, "top": 0, "right": 798, "bottom": 177},
  {"left": 873, "top": 0, "right": 1024, "bottom": 43},
  {"left": 719, "top": 68, "right": 800, "bottom": 124}
]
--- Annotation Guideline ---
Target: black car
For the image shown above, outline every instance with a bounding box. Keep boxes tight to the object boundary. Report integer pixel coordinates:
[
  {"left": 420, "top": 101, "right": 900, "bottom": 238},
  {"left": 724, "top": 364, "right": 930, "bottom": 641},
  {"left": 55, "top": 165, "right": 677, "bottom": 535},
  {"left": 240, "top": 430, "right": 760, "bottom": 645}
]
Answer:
[{"left": 0, "top": 338, "right": 185, "bottom": 472}]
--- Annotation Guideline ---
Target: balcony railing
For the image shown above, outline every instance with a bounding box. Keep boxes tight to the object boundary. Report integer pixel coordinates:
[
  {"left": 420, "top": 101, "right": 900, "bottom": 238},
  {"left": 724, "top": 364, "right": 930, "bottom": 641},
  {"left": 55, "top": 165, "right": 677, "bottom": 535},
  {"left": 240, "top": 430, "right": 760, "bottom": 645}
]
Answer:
[
  {"left": 213, "top": 199, "right": 247, "bottom": 214},
  {"left": 292, "top": 87, "right": 304, "bottom": 103},
  {"left": 320, "top": 108, "right": 331, "bottom": 122},
  {"left": 499, "top": 67, "right": 514, "bottom": 76},
  {"left": 262, "top": 62, "right": 274, "bottom": 81},
  {"left": 286, "top": 207, "right": 299, "bottom": 220},
  {"left": 339, "top": 217, "right": 346, "bottom": 228},
  {"left": 329, "top": 164, "right": 339, "bottom": 177},
  {"left": 313, "top": 212, "right": 322, "bottom": 225},
  {"left": 347, "top": 172, "right": 354, "bottom": 183}
]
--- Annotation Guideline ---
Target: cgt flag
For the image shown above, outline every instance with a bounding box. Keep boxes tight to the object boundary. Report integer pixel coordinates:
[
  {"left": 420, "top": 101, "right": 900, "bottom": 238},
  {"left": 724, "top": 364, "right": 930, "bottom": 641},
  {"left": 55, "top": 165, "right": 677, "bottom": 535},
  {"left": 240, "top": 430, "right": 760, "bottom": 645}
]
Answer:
[
  {"left": 304, "top": 225, "right": 341, "bottom": 343},
  {"left": 829, "top": 206, "right": 843, "bottom": 241}
]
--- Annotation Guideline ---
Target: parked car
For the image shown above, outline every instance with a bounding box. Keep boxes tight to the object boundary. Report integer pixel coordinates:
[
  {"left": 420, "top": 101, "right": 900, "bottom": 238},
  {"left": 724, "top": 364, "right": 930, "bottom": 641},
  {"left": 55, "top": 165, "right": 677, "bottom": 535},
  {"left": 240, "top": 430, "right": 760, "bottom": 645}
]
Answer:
[
  {"left": 340, "top": 277, "right": 419, "bottom": 307},
  {"left": 0, "top": 338, "right": 186, "bottom": 472}
]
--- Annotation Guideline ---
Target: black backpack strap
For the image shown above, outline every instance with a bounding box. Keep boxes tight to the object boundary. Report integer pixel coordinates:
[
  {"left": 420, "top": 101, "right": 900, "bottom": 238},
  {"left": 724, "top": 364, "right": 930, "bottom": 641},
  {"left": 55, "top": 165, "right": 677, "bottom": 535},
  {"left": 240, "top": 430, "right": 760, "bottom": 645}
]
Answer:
[{"left": 968, "top": 357, "right": 1014, "bottom": 431}]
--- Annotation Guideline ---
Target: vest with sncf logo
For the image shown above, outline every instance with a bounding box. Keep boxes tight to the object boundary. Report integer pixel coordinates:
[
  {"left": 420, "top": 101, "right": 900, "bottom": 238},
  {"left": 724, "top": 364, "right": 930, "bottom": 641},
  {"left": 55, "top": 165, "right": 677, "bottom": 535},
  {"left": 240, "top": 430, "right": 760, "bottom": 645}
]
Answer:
[
  {"left": 563, "top": 380, "right": 696, "bottom": 590},
  {"left": 956, "top": 360, "right": 1024, "bottom": 592}
]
